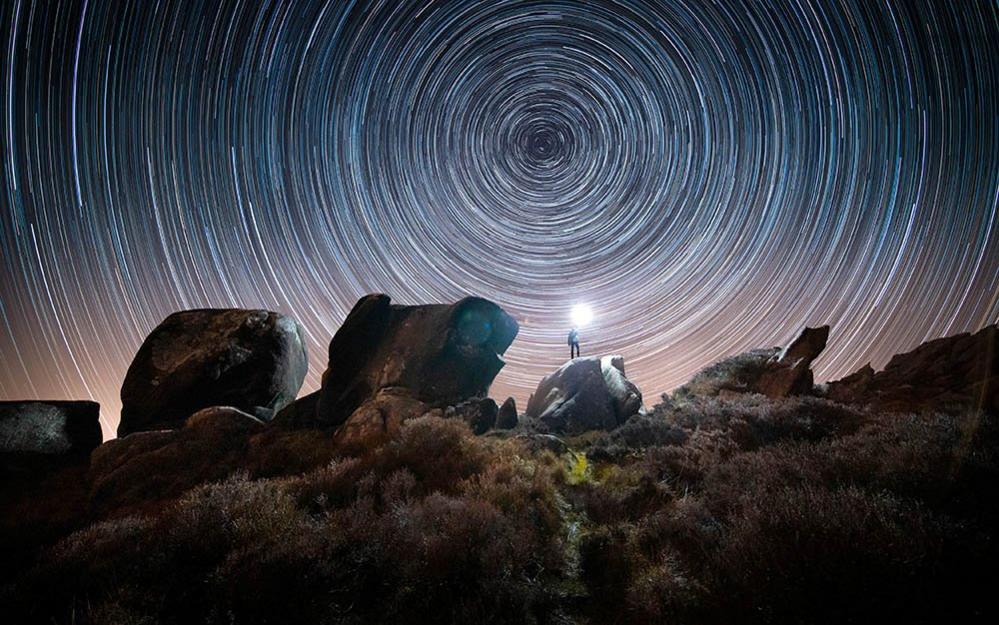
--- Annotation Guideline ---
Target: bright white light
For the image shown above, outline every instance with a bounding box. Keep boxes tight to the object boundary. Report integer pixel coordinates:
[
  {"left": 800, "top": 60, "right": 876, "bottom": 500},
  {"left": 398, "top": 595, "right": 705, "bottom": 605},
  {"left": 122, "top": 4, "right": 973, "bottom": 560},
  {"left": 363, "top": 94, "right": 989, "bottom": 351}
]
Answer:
[{"left": 571, "top": 303, "right": 593, "bottom": 327}]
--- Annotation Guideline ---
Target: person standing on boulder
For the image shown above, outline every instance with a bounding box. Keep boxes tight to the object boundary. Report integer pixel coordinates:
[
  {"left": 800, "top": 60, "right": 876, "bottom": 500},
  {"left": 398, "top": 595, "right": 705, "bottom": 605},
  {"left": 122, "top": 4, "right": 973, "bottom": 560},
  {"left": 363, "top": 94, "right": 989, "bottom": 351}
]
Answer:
[{"left": 568, "top": 327, "right": 580, "bottom": 359}]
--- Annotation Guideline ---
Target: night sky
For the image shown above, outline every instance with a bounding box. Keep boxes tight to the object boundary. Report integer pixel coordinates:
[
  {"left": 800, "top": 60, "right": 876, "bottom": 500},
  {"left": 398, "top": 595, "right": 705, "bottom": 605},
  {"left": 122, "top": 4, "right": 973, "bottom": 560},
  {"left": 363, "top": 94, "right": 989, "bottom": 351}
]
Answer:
[{"left": 2, "top": 0, "right": 997, "bottom": 439}]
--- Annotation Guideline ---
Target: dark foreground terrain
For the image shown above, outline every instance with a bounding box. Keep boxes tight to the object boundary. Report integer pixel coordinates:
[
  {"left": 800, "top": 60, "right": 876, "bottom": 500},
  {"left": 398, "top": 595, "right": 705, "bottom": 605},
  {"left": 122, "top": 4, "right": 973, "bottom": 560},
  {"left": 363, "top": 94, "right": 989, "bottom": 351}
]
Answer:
[{"left": 1, "top": 296, "right": 996, "bottom": 624}]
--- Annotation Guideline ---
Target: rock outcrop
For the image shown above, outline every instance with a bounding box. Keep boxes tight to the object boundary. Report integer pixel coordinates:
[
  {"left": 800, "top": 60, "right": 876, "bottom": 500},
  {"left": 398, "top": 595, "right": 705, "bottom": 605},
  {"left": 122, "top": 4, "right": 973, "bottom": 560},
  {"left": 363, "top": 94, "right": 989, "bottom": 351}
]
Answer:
[
  {"left": 755, "top": 325, "right": 830, "bottom": 398},
  {"left": 524, "top": 355, "right": 644, "bottom": 435},
  {"left": 314, "top": 295, "right": 517, "bottom": 443},
  {"left": 826, "top": 324, "right": 998, "bottom": 414},
  {"left": 676, "top": 326, "right": 829, "bottom": 400},
  {"left": 496, "top": 397, "right": 518, "bottom": 430},
  {"left": 1, "top": 401, "right": 102, "bottom": 457},
  {"left": 445, "top": 397, "right": 498, "bottom": 434},
  {"left": 119, "top": 309, "right": 308, "bottom": 436},
  {"left": 91, "top": 406, "right": 334, "bottom": 516},
  {"left": 272, "top": 390, "right": 320, "bottom": 428},
  {"left": 333, "top": 388, "right": 431, "bottom": 448},
  {"left": 1, "top": 401, "right": 102, "bottom": 579}
]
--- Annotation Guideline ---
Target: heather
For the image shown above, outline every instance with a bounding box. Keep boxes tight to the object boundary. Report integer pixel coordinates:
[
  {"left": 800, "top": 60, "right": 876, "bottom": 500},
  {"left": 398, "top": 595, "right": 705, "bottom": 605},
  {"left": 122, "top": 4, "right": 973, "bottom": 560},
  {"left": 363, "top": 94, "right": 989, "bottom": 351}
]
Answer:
[{"left": 5, "top": 395, "right": 997, "bottom": 624}]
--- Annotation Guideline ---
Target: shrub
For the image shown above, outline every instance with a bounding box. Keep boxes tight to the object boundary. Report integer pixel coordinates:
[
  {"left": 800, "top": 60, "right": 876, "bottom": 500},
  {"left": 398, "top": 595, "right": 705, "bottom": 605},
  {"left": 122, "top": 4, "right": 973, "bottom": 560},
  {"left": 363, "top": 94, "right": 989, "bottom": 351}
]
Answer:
[
  {"left": 658, "top": 394, "right": 868, "bottom": 450},
  {"left": 587, "top": 413, "right": 688, "bottom": 461},
  {"left": 6, "top": 417, "right": 567, "bottom": 625},
  {"left": 5, "top": 402, "right": 998, "bottom": 625},
  {"left": 708, "top": 485, "right": 986, "bottom": 624},
  {"left": 672, "top": 348, "right": 776, "bottom": 399}
]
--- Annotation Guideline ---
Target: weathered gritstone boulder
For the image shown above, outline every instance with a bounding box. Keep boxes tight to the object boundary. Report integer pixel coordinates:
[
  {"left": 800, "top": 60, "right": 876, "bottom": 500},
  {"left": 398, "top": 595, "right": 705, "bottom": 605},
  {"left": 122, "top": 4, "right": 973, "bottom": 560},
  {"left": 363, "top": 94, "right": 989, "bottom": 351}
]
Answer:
[
  {"left": 119, "top": 309, "right": 308, "bottom": 436},
  {"left": 333, "top": 388, "right": 432, "bottom": 448},
  {"left": 444, "top": 397, "right": 498, "bottom": 434},
  {"left": 676, "top": 326, "right": 830, "bottom": 400},
  {"left": 826, "top": 324, "right": 998, "bottom": 414},
  {"left": 525, "top": 355, "right": 644, "bottom": 435},
  {"left": 755, "top": 325, "right": 830, "bottom": 398},
  {"left": 85, "top": 405, "right": 336, "bottom": 518},
  {"left": 272, "top": 390, "right": 321, "bottom": 428},
  {"left": 90, "top": 406, "right": 265, "bottom": 515},
  {"left": 0, "top": 401, "right": 102, "bottom": 457},
  {"left": 317, "top": 294, "right": 518, "bottom": 428},
  {"left": 496, "top": 397, "right": 518, "bottom": 430}
]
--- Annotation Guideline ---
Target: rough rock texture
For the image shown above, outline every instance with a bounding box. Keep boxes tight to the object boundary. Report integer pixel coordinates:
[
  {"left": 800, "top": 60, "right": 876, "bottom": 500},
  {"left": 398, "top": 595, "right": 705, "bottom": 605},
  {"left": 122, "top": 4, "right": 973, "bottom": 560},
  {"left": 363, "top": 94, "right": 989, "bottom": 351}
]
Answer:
[
  {"left": 524, "top": 355, "right": 644, "bottom": 435},
  {"left": 445, "top": 398, "right": 498, "bottom": 434},
  {"left": 496, "top": 397, "right": 518, "bottom": 430},
  {"left": 333, "top": 388, "right": 431, "bottom": 448},
  {"left": 0, "top": 401, "right": 102, "bottom": 456},
  {"left": 92, "top": 406, "right": 264, "bottom": 515},
  {"left": 754, "top": 326, "right": 830, "bottom": 398},
  {"left": 601, "top": 356, "right": 644, "bottom": 420},
  {"left": 89, "top": 403, "right": 337, "bottom": 517},
  {"left": 316, "top": 294, "right": 518, "bottom": 429},
  {"left": 676, "top": 326, "right": 829, "bottom": 400},
  {"left": 825, "top": 364, "right": 875, "bottom": 402},
  {"left": 271, "top": 391, "right": 320, "bottom": 428},
  {"left": 826, "top": 325, "right": 998, "bottom": 414},
  {"left": 119, "top": 309, "right": 308, "bottom": 436}
]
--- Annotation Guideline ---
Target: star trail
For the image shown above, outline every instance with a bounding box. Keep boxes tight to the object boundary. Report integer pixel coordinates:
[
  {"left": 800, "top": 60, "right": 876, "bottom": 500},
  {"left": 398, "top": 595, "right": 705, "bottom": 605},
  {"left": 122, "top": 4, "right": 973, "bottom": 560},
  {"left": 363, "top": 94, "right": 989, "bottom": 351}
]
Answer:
[{"left": 2, "top": 0, "right": 998, "bottom": 439}]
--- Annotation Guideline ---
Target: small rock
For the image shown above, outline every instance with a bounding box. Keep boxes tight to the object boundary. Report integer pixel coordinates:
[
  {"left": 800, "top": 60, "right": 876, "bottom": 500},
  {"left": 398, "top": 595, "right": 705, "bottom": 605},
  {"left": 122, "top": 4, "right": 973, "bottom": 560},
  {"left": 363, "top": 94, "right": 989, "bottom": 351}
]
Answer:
[
  {"left": 445, "top": 397, "right": 498, "bottom": 434},
  {"left": 334, "top": 388, "right": 430, "bottom": 448},
  {"left": 271, "top": 391, "right": 321, "bottom": 429},
  {"left": 496, "top": 397, "right": 518, "bottom": 429}
]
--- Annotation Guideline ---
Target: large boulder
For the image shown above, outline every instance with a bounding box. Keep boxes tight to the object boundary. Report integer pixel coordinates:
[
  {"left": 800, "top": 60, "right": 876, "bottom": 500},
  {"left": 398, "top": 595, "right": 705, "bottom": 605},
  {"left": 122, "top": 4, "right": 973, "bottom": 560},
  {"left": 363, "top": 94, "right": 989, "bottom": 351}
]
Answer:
[
  {"left": 826, "top": 325, "right": 998, "bottom": 414},
  {"left": 524, "top": 355, "right": 644, "bottom": 435},
  {"left": 119, "top": 309, "right": 308, "bottom": 436},
  {"left": 316, "top": 294, "right": 518, "bottom": 428},
  {"left": 676, "top": 326, "right": 829, "bottom": 400},
  {"left": 1, "top": 401, "right": 102, "bottom": 457}
]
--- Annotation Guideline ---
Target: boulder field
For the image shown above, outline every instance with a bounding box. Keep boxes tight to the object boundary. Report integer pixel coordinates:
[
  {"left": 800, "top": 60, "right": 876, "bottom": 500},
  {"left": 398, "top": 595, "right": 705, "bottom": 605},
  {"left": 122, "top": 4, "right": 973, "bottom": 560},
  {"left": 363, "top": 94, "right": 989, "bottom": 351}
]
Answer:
[
  {"left": 2, "top": 294, "right": 997, "bottom": 596},
  {"left": 4, "top": 296, "right": 997, "bottom": 551}
]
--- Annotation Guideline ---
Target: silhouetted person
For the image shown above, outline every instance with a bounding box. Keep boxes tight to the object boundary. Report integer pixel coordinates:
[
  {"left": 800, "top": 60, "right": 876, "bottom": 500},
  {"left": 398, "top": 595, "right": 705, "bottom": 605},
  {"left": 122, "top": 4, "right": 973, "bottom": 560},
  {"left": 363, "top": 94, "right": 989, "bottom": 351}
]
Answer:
[{"left": 568, "top": 327, "right": 580, "bottom": 359}]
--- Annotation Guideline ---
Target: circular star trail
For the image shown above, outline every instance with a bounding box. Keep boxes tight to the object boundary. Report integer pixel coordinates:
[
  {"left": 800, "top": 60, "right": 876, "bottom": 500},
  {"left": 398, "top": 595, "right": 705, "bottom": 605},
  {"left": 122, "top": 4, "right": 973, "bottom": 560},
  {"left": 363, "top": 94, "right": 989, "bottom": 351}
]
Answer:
[{"left": 2, "top": 0, "right": 998, "bottom": 438}]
